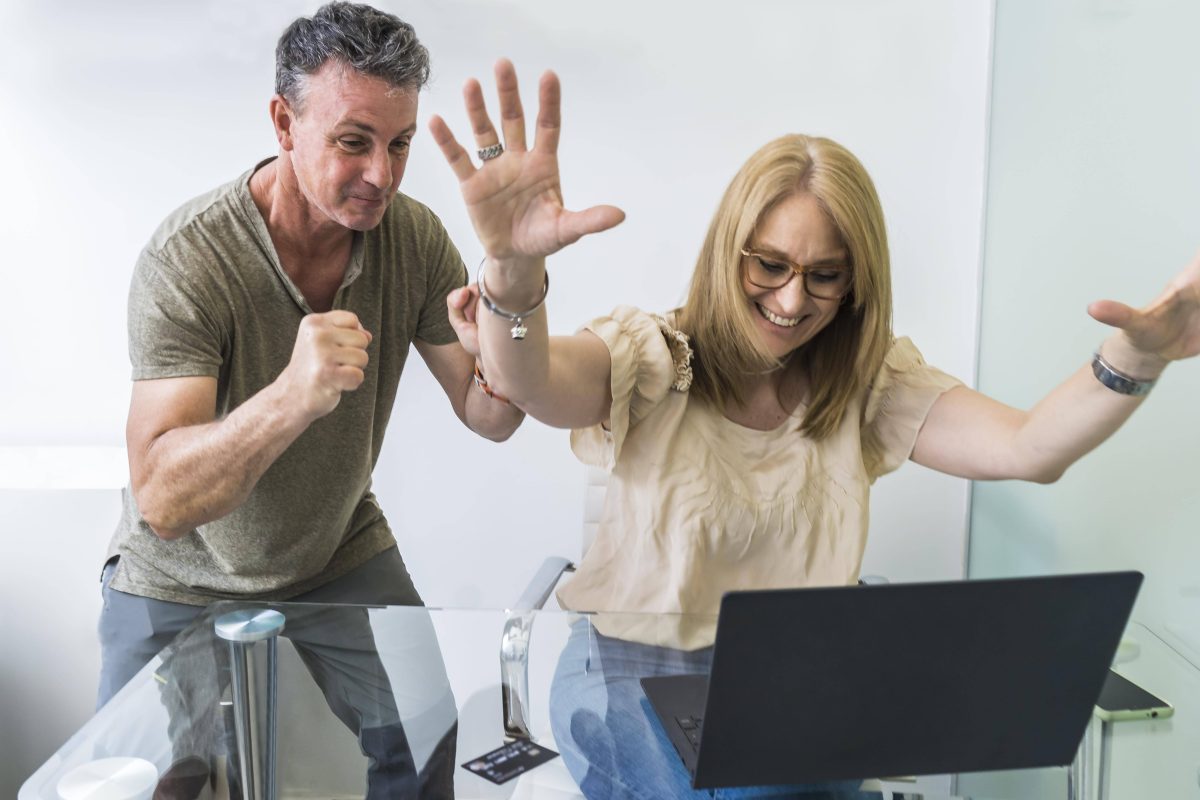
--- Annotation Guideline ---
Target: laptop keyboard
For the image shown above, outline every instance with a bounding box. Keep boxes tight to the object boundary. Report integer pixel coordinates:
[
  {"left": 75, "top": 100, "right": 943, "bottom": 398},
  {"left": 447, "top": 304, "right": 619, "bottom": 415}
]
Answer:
[{"left": 674, "top": 715, "right": 703, "bottom": 751}]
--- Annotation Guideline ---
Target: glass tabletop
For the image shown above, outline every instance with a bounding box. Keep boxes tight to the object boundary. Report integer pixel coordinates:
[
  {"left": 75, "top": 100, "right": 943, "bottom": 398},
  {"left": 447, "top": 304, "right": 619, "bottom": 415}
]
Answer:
[{"left": 21, "top": 604, "right": 1197, "bottom": 799}]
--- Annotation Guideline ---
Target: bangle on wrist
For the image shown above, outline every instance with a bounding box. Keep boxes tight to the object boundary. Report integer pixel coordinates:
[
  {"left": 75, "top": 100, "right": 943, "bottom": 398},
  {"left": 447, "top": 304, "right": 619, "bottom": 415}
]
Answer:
[
  {"left": 472, "top": 362, "right": 510, "bottom": 404},
  {"left": 1091, "top": 349, "right": 1157, "bottom": 397},
  {"left": 477, "top": 257, "right": 549, "bottom": 340}
]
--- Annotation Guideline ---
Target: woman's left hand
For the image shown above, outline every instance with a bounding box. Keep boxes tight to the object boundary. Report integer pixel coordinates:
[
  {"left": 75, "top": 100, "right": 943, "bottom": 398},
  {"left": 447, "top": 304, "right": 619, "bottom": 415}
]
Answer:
[
  {"left": 1089, "top": 250, "right": 1200, "bottom": 363},
  {"left": 447, "top": 284, "right": 482, "bottom": 359}
]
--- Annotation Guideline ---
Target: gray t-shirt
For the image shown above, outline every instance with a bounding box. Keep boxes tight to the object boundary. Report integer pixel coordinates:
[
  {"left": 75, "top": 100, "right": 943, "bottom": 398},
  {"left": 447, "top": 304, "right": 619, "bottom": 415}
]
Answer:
[{"left": 107, "top": 159, "right": 467, "bottom": 605}]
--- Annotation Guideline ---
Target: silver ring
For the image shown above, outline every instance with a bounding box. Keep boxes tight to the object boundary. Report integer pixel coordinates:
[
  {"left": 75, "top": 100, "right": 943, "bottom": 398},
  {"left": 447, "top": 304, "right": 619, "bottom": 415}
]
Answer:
[{"left": 477, "top": 143, "right": 504, "bottom": 161}]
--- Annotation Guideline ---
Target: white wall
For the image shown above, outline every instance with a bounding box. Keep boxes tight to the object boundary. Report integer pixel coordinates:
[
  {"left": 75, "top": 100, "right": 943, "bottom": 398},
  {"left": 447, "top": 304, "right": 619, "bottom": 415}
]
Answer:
[{"left": 0, "top": 1, "right": 993, "bottom": 794}]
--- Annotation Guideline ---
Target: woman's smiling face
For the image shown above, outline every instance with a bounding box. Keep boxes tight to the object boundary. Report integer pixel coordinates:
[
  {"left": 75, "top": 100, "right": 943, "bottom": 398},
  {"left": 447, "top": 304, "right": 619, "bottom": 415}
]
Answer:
[{"left": 740, "top": 191, "right": 849, "bottom": 359}]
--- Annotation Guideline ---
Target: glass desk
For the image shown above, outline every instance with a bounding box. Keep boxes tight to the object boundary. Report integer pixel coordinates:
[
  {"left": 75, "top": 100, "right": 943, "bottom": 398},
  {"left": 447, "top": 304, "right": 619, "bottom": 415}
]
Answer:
[{"left": 21, "top": 604, "right": 1197, "bottom": 800}]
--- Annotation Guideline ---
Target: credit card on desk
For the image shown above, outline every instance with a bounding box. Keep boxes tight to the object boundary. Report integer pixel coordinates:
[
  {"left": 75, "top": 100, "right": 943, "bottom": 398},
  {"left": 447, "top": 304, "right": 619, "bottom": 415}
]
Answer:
[{"left": 462, "top": 739, "right": 560, "bottom": 784}]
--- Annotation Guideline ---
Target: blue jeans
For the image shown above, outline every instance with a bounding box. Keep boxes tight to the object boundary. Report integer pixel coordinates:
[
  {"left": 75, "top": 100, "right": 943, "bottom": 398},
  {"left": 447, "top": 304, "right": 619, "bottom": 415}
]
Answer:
[{"left": 549, "top": 620, "right": 875, "bottom": 799}]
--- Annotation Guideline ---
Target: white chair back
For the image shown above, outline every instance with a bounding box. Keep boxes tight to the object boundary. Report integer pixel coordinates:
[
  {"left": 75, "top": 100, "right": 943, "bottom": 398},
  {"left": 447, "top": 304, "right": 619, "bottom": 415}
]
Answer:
[{"left": 580, "top": 466, "right": 609, "bottom": 558}]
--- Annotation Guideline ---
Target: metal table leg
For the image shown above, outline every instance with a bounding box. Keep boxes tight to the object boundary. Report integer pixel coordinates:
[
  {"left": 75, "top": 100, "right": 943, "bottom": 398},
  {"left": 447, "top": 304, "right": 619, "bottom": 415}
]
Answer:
[
  {"left": 1096, "top": 719, "right": 1114, "bottom": 800},
  {"left": 216, "top": 608, "right": 285, "bottom": 800},
  {"left": 1069, "top": 716, "right": 1094, "bottom": 800}
]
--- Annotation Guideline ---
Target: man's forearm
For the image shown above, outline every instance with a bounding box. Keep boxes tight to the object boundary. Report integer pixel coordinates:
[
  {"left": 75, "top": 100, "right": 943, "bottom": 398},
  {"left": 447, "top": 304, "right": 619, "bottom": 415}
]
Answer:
[{"left": 134, "top": 380, "right": 311, "bottom": 539}]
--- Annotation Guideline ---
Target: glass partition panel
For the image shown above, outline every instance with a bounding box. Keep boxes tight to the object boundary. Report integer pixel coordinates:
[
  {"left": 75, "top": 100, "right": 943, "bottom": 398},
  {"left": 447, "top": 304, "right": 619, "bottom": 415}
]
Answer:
[{"left": 969, "top": 1, "right": 1200, "bottom": 797}]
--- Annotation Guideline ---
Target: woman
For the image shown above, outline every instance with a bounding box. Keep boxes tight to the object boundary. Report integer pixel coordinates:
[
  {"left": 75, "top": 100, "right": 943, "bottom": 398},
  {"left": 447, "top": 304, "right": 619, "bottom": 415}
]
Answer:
[{"left": 429, "top": 61, "right": 1200, "bottom": 798}]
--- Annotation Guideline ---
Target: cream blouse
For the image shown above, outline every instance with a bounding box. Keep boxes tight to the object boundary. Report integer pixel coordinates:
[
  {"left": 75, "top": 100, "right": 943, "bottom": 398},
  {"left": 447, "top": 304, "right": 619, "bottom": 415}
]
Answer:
[{"left": 558, "top": 306, "right": 963, "bottom": 649}]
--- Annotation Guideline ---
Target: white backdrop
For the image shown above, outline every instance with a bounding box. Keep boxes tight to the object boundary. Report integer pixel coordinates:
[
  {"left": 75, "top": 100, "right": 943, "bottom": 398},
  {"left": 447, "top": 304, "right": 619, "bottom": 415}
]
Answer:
[{"left": 0, "top": 1, "right": 992, "bottom": 793}]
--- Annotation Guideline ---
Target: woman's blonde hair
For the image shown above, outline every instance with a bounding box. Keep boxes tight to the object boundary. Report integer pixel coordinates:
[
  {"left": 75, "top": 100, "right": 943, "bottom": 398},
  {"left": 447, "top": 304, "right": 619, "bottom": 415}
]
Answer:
[{"left": 676, "top": 134, "right": 893, "bottom": 440}]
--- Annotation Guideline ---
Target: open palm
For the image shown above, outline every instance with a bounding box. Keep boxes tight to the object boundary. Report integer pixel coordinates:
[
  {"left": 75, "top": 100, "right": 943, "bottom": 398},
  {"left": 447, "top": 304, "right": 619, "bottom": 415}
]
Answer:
[
  {"left": 1089, "top": 250, "right": 1200, "bottom": 362},
  {"left": 429, "top": 60, "right": 624, "bottom": 264}
]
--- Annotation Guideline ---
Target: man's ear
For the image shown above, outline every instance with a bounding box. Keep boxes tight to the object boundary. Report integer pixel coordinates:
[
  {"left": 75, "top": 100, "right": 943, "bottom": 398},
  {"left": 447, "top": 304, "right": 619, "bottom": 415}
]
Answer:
[{"left": 269, "top": 95, "right": 296, "bottom": 151}]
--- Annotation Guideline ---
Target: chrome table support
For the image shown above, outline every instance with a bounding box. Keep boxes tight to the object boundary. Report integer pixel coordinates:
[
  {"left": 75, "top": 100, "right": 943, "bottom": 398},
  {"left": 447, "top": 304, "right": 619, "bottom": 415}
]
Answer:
[
  {"left": 215, "top": 608, "right": 285, "bottom": 800},
  {"left": 1096, "top": 719, "right": 1114, "bottom": 800},
  {"left": 1068, "top": 716, "right": 1093, "bottom": 800}
]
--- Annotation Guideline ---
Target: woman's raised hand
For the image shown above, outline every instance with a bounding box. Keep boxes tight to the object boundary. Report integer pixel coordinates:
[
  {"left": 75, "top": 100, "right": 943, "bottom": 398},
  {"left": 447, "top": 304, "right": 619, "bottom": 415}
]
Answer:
[
  {"left": 429, "top": 59, "right": 625, "bottom": 268},
  {"left": 1089, "top": 250, "right": 1200, "bottom": 364}
]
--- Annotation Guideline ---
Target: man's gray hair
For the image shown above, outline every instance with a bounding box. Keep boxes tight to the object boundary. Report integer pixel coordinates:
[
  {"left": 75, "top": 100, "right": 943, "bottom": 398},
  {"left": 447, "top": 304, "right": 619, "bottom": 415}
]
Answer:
[{"left": 275, "top": 2, "right": 430, "bottom": 109}]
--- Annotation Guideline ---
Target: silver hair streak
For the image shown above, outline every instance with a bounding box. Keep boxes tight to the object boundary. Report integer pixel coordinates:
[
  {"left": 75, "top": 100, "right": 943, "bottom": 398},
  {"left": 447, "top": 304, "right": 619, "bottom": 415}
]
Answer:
[{"left": 275, "top": 2, "right": 431, "bottom": 110}]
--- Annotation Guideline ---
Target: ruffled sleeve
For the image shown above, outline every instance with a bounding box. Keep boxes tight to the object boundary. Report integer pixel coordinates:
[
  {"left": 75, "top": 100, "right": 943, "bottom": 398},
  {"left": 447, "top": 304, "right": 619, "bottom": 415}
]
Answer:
[
  {"left": 570, "top": 305, "right": 693, "bottom": 469},
  {"left": 861, "top": 337, "right": 963, "bottom": 481}
]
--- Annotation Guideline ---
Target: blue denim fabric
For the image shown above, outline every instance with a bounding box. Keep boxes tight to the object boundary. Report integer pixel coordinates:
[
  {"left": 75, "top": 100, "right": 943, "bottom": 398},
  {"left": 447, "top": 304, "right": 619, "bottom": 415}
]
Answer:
[{"left": 549, "top": 620, "right": 876, "bottom": 799}]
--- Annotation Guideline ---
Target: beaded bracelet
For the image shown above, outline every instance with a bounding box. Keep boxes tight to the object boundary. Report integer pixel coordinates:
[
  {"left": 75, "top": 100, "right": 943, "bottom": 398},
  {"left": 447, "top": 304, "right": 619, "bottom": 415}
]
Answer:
[{"left": 472, "top": 362, "right": 510, "bottom": 404}]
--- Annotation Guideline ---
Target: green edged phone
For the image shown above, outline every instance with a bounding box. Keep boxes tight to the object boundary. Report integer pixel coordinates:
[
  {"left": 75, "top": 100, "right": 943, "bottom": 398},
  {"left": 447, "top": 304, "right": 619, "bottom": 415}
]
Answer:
[{"left": 1094, "top": 669, "right": 1173, "bottom": 722}]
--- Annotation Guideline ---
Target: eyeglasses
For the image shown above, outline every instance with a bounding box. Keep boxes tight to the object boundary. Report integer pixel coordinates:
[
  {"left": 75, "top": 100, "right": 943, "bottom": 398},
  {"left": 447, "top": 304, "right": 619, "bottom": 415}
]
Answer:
[{"left": 740, "top": 247, "right": 853, "bottom": 300}]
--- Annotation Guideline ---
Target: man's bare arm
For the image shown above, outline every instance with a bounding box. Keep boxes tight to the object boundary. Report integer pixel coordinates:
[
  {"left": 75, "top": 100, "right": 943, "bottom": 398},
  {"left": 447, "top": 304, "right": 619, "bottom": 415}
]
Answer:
[
  {"left": 129, "top": 310, "right": 372, "bottom": 539},
  {"left": 415, "top": 337, "right": 525, "bottom": 442}
]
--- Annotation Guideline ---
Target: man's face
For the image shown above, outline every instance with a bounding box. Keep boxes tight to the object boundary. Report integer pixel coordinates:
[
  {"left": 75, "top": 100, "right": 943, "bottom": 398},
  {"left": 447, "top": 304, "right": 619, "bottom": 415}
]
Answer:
[{"left": 282, "top": 61, "right": 418, "bottom": 232}]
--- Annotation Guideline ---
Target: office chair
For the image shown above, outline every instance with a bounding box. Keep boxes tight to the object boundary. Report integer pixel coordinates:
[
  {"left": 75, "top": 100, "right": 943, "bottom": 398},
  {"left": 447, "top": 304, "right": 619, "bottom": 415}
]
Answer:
[{"left": 500, "top": 466, "right": 603, "bottom": 741}]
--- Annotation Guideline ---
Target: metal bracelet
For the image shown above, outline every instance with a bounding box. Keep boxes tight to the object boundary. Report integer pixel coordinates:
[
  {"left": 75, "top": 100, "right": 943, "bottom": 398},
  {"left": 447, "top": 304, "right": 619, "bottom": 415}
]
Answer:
[
  {"left": 476, "top": 257, "right": 549, "bottom": 340},
  {"left": 1091, "top": 350, "right": 1157, "bottom": 397}
]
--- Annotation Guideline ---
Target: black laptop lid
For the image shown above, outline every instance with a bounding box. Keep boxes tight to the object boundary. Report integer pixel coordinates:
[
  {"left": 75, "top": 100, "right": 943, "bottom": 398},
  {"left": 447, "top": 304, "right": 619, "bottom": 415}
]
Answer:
[{"left": 693, "top": 571, "right": 1142, "bottom": 788}]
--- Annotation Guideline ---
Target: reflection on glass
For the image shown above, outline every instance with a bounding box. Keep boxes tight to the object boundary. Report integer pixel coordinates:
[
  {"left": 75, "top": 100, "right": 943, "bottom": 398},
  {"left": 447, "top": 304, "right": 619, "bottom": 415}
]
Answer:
[{"left": 154, "top": 602, "right": 456, "bottom": 799}]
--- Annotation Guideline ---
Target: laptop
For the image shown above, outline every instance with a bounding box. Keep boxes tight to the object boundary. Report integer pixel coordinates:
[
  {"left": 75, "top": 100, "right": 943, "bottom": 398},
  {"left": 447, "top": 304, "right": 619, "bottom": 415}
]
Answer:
[{"left": 640, "top": 571, "right": 1142, "bottom": 789}]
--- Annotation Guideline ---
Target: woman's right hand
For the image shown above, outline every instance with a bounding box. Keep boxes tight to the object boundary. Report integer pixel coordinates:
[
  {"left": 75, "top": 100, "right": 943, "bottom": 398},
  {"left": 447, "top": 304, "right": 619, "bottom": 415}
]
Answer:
[
  {"left": 428, "top": 59, "right": 624, "bottom": 290},
  {"left": 1088, "top": 249, "right": 1200, "bottom": 369}
]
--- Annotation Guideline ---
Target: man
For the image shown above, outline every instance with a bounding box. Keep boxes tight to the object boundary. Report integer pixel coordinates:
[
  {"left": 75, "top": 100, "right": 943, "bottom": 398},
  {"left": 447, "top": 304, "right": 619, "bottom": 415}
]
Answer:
[{"left": 98, "top": 2, "right": 521, "bottom": 704}]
